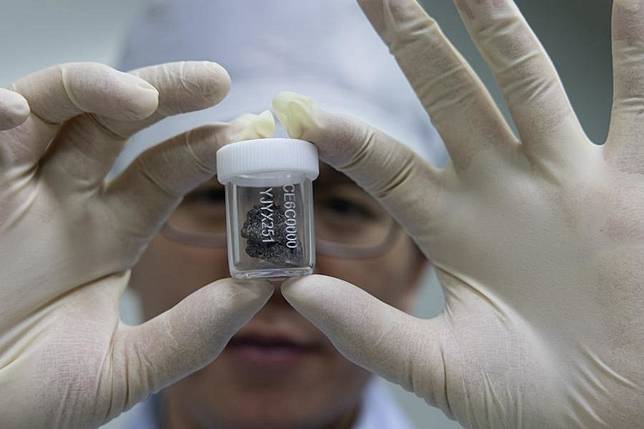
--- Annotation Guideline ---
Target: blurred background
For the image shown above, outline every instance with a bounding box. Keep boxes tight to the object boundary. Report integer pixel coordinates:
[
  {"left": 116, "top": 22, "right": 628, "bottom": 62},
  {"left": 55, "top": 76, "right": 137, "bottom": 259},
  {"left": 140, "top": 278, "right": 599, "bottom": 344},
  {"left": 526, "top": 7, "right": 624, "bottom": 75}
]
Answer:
[{"left": 0, "top": 0, "right": 613, "bottom": 428}]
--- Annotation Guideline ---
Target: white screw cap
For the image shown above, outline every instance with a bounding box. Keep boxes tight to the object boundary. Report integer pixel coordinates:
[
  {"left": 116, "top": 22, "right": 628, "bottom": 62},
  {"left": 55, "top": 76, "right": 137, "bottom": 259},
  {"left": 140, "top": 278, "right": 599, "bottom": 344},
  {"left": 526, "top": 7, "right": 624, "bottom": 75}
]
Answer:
[{"left": 216, "top": 138, "right": 319, "bottom": 184}]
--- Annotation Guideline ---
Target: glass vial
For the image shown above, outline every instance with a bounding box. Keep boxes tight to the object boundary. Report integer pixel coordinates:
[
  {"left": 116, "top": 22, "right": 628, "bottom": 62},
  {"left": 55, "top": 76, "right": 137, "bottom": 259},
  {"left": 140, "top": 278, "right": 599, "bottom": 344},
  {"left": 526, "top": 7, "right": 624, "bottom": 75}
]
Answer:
[{"left": 216, "top": 138, "right": 319, "bottom": 279}]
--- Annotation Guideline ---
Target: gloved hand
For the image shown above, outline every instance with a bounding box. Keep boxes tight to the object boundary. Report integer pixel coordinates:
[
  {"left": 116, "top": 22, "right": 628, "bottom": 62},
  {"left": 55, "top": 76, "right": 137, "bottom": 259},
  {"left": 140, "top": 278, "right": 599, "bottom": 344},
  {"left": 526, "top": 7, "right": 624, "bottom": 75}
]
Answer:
[
  {"left": 0, "top": 62, "right": 275, "bottom": 428},
  {"left": 274, "top": 1, "right": 644, "bottom": 427}
]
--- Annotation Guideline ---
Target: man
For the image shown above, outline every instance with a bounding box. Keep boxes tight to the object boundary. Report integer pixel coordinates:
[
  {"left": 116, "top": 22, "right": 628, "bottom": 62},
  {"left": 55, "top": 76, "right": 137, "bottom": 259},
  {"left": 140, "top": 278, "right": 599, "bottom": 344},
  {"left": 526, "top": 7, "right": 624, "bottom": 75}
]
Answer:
[
  {"left": 112, "top": 1, "right": 445, "bottom": 427},
  {"left": 1, "top": 0, "right": 642, "bottom": 428}
]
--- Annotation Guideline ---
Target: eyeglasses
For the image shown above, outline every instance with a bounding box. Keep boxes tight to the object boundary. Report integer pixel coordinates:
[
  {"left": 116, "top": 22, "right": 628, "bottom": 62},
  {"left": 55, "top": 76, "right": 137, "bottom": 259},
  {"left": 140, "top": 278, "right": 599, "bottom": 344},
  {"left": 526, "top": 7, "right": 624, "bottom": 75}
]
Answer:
[{"left": 161, "top": 179, "right": 401, "bottom": 259}]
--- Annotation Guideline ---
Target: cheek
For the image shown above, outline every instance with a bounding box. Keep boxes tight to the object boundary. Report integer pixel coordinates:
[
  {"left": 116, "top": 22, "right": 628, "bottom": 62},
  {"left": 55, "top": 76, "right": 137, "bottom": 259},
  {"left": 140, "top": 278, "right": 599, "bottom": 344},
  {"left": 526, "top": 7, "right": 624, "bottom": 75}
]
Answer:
[
  {"left": 316, "top": 238, "right": 417, "bottom": 307},
  {"left": 130, "top": 234, "right": 230, "bottom": 317}
]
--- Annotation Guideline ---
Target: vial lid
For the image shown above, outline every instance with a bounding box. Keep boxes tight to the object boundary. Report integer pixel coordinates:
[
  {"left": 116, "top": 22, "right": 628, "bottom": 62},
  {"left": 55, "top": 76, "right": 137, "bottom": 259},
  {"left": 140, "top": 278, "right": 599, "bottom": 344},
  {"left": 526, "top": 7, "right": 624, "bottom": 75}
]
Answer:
[{"left": 216, "top": 138, "right": 319, "bottom": 184}]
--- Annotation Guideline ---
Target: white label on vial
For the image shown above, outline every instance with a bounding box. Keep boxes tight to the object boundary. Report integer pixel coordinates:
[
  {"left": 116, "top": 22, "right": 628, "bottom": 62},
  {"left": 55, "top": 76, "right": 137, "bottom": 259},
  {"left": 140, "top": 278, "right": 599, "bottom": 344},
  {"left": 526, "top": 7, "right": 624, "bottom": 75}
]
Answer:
[
  {"left": 257, "top": 185, "right": 299, "bottom": 247},
  {"left": 259, "top": 187, "right": 275, "bottom": 243},
  {"left": 282, "top": 184, "right": 298, "bottom": 249}
]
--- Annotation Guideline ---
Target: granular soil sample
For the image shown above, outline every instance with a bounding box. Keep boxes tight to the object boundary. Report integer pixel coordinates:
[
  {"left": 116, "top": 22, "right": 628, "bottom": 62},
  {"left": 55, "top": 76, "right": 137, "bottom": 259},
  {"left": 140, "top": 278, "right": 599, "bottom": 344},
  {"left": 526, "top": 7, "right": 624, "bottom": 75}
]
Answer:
[{"left": 241, "top": 203, "right": 304, "bottom": 266}]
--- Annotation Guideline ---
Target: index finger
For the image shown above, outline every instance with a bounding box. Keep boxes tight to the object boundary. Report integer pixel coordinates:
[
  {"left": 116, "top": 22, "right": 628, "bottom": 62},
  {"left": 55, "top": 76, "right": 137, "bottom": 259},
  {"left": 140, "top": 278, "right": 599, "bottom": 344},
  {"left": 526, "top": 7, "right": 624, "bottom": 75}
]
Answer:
[
  {"left": 10, "top": 62, "right": 159, "bottom": 124},
  {"left": 2, "top": 63, "right": 159, "bottom": 169},
  {"left": 357, "top": 0, "right": 515, "bottom": 170},
  {"left": 452, "top": 0, "right": 586, "bottom": 157}
]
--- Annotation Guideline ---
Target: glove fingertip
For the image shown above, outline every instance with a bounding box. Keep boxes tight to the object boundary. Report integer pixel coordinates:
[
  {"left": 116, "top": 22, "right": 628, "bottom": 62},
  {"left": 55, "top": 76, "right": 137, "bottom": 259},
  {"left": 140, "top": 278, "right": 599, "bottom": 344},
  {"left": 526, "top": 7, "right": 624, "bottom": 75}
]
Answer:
[
  {"left": 272, "top": 91, "right": 317, "bottom": 139},
  {"left": 201, "top": 61, "right": 231, "bottom": 104},
  {"left": 229, "top": 110, "right": 276, "bottom": 141},
  {"left": 281, "top": 274, "right": 368, "bottom": 332},
  {"left": 281, "top": 274, "right": 334, "bottom": 308},
  {"left": 69, "top": 63, "right": 160, "bottom": 121},
  {"left": 0, "top": 88, "right": 30, "bottom": 130}
]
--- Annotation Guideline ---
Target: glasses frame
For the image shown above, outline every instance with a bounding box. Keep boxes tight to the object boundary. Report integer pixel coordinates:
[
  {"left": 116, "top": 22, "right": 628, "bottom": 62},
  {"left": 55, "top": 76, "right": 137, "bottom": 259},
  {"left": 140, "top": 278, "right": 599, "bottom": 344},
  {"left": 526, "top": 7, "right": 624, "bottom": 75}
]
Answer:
[{"left": 160, "top": 219, "right": 402, "bottom": 259}]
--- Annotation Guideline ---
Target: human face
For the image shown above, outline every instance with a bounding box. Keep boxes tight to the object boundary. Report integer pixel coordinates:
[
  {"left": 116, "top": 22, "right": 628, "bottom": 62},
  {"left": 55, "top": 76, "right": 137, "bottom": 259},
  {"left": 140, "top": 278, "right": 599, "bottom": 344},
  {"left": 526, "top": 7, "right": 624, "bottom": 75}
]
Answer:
[{"left": 130, "top": 165, "right": 426, "bottom": 429}]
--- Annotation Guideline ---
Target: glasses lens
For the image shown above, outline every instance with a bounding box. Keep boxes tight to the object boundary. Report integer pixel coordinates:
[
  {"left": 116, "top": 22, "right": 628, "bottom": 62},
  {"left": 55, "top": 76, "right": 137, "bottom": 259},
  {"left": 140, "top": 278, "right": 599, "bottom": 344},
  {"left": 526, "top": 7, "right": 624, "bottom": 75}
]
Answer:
[
  {"left": 314, "top": 186, "right": 393, "bottom": 249},
  {"left": 168, "top": 181, "right": 227, "bottom": 237},
  {"left": 165, "top": 179, "right": 395, "bottom": 254}
]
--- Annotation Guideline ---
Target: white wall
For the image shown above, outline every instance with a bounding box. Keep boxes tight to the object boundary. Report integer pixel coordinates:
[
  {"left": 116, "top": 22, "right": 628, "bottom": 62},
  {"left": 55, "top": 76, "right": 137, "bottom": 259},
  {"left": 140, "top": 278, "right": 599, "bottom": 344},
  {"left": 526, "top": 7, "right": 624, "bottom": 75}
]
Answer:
[
  {"left": 421, "top": 0, "right": 613, "bottom": 144},
  {"left": 2, "top": 1, "right": 612, "bottom": 428},
  {"left": 0, "top": 0, "right": 149, "bottom": 84}
]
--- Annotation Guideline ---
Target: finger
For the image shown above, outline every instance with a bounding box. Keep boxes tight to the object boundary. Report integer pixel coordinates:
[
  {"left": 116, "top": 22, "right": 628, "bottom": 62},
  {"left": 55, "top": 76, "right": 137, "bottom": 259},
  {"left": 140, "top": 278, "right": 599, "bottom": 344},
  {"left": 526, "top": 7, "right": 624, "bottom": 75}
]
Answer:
[
  {"left": 606, "top": 0, "right": 644, "bottom": 168},
  {"left": 43, "top": 61, "right": 232, "bottom": 190},
  {"left": 452, "top": 0, "right": 587, "bottom": 156},
  {"left": 11, "top": 62, "right": 158, "bottom": 124},
  {"left": 282, "top": 275, "right": 452, "bottom": 414},
  {"left": 110, "top": 278, "right": 274, "bottom": 413},
  {"left": 273, "top": 91, "right": 440, "bottom": 244},
  {"left": 100, "top": 61, "right": 231, "bottom": 137},
  {"left": 105, "top": 112, "right": 274, "bottom": 239},
  {"left": 0, "top": 89, "right": 29, "bottom": 130},
  {"left": 4, "top": 63, "right": 158, "bottom": 169},
  {"left": 357, "top": 0, "right": 515, "bottom": 169}
]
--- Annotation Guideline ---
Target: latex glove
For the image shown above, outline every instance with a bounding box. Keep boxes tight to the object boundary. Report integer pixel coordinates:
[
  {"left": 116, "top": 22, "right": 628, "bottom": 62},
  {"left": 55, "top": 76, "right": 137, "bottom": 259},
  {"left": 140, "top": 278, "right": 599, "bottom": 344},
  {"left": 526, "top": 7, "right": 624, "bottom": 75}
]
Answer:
[
  {"left": 0, "top": 62, "right": 275, "bottom": 429},
  {"left": 274, "top": 1, "right": 644, "bottom": 427}
]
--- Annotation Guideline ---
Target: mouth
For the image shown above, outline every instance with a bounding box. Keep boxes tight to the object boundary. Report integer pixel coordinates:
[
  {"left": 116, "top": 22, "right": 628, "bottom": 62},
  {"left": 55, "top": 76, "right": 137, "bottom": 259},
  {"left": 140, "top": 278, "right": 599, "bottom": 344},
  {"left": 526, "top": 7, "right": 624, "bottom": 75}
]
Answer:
[{"left": 226, "top": 332, "right": 323, "bottom": 368}]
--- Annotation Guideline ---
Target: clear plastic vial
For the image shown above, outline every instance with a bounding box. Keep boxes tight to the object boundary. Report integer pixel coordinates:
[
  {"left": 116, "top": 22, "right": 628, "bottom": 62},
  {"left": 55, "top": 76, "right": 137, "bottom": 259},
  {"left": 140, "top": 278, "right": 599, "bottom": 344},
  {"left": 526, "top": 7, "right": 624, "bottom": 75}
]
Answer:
[{"left": 216, "top": 138, "right": 319, "bottom": 279}]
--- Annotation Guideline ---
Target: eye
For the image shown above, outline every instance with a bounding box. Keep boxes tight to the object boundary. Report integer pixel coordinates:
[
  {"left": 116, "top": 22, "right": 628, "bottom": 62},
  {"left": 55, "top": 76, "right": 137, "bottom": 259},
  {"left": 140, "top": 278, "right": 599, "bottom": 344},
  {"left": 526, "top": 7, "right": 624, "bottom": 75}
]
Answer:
[
  {"left": 320, "top": 196, "right": 377, "bottom": 220},
  {"left": 183, "top": 188, "right": 225, "bottom": 205}
]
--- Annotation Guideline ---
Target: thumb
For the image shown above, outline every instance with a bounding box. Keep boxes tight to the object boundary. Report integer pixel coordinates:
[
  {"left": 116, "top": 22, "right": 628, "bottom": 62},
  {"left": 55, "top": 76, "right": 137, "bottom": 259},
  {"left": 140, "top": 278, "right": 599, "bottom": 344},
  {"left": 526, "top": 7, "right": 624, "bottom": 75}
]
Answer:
[
  {"left": 110, "top": 278, "right": 273, "bottom": 413},
  {"left": 281, "top": 275, "right": 453, "bottom": 415}
]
